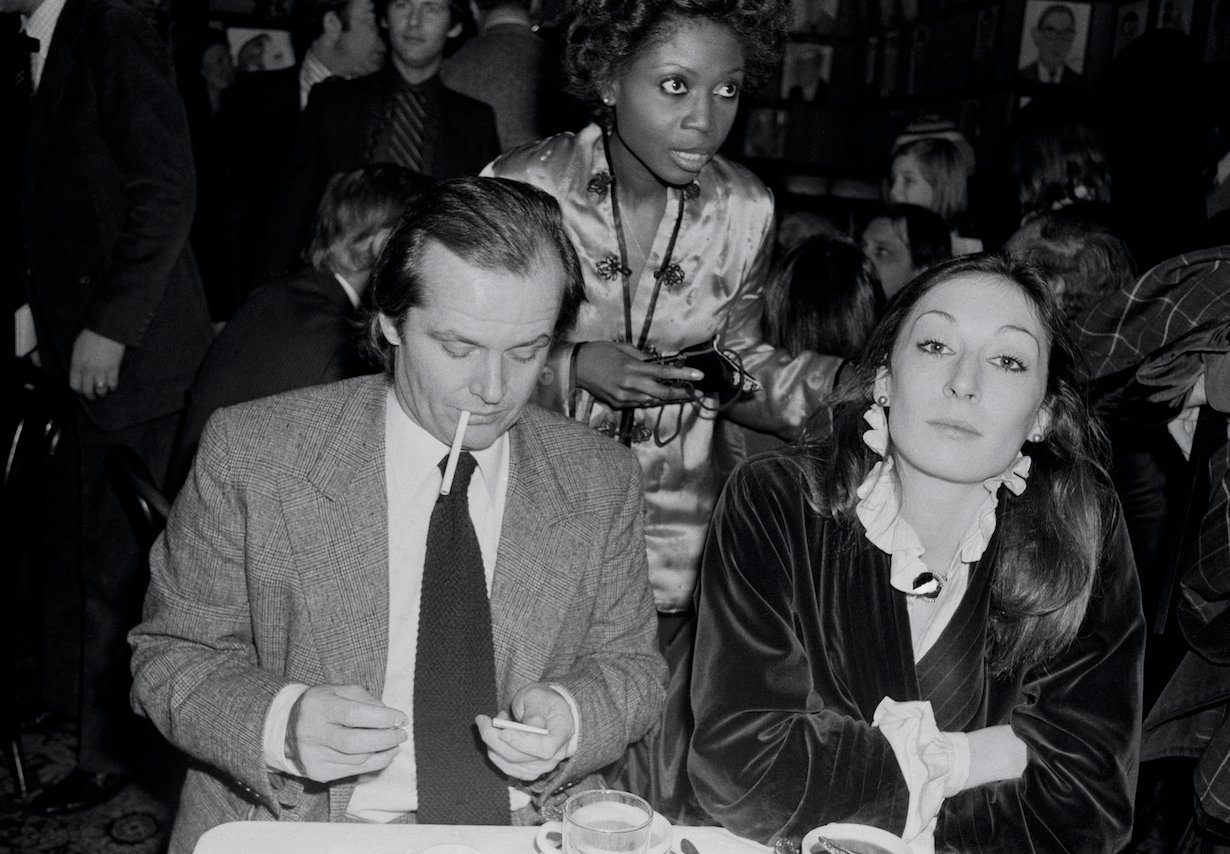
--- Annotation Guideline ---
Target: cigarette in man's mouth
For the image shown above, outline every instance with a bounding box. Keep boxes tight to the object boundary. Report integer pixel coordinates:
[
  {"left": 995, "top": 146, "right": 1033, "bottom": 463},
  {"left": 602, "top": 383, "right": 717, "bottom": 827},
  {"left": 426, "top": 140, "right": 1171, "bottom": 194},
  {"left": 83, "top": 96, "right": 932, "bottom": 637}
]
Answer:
[{"left": 440, "top": 410, "right": 471, "bottom": 495}]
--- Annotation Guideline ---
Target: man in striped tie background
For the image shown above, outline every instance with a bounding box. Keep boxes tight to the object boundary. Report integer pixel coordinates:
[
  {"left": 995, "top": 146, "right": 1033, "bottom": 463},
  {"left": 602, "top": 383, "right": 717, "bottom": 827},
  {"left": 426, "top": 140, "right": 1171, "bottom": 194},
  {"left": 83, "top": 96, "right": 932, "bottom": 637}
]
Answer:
[{"left": 260, "top": 0, "right": 499, "bottom": 280}]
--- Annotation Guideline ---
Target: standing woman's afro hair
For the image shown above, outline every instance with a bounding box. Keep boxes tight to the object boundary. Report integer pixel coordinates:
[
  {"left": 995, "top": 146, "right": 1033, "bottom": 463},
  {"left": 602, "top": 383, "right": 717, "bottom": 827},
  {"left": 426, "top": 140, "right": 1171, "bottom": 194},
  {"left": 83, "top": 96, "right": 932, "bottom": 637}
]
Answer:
[{"left": 563, "top": 0, "right": 791, "bottom": 115}]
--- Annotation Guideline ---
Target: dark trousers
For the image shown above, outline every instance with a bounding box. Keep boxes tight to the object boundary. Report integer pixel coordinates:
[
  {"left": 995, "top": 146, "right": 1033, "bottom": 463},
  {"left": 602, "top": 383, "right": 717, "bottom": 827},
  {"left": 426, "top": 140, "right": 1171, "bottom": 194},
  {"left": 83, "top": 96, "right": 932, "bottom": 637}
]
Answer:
[{"left": 45, "top": 405, "right": 179, "bottom": 774}]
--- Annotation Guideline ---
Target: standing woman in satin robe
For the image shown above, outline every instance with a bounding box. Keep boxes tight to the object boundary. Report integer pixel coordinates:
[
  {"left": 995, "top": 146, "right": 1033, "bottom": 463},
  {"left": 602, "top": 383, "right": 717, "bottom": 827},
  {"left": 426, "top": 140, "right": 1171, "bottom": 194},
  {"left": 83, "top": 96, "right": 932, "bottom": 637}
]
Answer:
[
  {"left": 688, "top": 253, "right": 1145, "bottom": 852},
  {"left": 484, "top": 0, "right": 842, "bottom": 631}
]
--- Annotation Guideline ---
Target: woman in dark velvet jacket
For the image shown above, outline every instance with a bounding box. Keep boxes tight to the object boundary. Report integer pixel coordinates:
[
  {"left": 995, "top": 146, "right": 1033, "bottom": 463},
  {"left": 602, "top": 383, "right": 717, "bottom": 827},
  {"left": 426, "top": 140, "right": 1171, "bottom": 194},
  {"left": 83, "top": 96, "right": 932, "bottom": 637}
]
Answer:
[{"left": 688, "top": 254, "right": 1145, "bottom": 852}]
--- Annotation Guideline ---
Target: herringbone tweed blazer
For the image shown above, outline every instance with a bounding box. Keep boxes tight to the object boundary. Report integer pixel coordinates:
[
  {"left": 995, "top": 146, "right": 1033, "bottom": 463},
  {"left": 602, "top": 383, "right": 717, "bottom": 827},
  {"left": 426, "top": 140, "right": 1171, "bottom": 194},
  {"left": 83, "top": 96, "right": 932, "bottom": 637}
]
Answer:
[{"left": 130, "top": 375, "right": 665, "bottom": 853}]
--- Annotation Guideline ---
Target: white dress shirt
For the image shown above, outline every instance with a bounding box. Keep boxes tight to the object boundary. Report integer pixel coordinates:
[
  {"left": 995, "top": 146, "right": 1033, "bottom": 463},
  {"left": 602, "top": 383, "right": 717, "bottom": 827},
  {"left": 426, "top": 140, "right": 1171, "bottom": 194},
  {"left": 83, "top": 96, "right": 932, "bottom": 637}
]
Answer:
[
  {"left": 23, "top": 0, "right": 68, "bottom": 90},
  {"left": 261, "top": 389, "right": 531, "bottom": 820},
  {"left": 298, "top": 48, "right": 334, "bottom": 109}
]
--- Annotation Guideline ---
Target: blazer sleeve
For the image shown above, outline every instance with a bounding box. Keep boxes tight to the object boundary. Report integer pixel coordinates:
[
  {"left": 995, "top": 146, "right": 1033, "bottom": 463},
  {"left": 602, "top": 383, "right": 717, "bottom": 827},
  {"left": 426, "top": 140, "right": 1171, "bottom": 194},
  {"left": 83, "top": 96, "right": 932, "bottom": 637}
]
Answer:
[
  {"left": 85, "top": 5, "right": 196, "bottom": 346},
  {"left": 935, "top": 510, "right": 1145, "bottom": 853},
  {"left": 129, "top": 411, "right": 291, "bottom": 812},
  {"left": 688, "top": 459, "right": 911, "bottom": 846},
  {"left": 544, "top": 452, "right": 667, "bottom": 790}
]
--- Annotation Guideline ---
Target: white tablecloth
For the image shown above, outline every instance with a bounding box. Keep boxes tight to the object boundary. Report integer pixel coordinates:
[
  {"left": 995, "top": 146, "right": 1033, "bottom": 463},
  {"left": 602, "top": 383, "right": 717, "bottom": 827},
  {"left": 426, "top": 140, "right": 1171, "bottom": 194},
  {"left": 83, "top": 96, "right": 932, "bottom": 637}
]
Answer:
[{"left": 193, "top": 821, "right": 773, "bottom": 854}]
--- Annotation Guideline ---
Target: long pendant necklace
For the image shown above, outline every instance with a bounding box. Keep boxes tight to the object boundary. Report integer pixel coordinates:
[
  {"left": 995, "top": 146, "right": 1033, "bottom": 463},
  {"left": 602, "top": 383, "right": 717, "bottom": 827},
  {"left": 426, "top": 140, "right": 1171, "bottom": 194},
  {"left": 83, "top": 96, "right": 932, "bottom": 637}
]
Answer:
[{"left": 596, "top": 130, "right": 690, "bottom": 446}]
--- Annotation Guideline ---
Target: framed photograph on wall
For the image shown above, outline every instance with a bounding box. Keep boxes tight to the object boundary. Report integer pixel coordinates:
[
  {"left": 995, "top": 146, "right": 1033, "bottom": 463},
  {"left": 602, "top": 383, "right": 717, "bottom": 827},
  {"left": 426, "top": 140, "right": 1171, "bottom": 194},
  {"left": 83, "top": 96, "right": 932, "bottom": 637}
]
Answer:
[
  {"left": 1115, "top": 1, "right": 1148, "bottom": 55},
  {"left": 1017, "top": 1, "right": 1091, "bottom": 86},
  {"left": 1208, "top": 0, "right": 1230, "bottom": 62},
  {"left": 1156, "top": 0, "right": 1194, "bottom": 33},
  {"left": 864, "top": 36, "right": 880, "bottom": 93},
  {"left": 225, "top": 26, "right": 295, "bottom": 72},
  {"left": 880, "top": 31, "right": 901, "bottom": 98},
  {"left": 974, "top": 5, "right": 999, "bottom": 60},
  {"left": 789, "top": 0, "right": 838, "bottom": 36},
  {"left": 879, "top": 0, "right": 898, "bottom": 29},
  {"left": 970, "top": 5, "right": 1000, "bottom": 83},
  {"left": 744, "top": 108, "right": 789, "bottom": 159},
  {"left": 905, "top": 25, "right": 930, "bottom": 95},
  {"left": 781, "top": 42, "right": 834, "bottom": 102}
]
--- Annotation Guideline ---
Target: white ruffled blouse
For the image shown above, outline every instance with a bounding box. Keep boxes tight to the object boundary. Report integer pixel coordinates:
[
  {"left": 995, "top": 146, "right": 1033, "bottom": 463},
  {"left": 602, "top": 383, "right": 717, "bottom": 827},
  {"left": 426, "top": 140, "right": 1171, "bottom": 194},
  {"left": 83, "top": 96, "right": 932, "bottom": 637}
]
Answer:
[{"left": 854, "top": 452, "right": 1031, "bottom": 661}]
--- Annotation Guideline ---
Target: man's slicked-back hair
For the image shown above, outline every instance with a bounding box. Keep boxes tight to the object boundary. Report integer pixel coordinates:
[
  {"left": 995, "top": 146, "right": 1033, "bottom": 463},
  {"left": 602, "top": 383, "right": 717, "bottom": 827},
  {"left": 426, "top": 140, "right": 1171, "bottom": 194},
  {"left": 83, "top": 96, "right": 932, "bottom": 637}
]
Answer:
[{"left": 363, "top": 177, "right": 586, "bottom": 373}]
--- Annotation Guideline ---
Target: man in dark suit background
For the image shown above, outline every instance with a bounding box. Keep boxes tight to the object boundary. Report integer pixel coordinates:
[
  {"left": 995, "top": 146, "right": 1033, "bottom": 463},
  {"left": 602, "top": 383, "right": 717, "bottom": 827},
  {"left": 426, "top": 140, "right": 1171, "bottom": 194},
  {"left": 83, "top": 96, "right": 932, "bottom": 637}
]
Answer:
[
  {"left": 131, "top": 177, "right": 665, "bottom": 853},
  {"left": 441, "top": 0, "right": 546, "bottom": 150},
  {"left": 1019, "top": 3, "right": 1084, "bottom": 85},
  {"left": 168, "top": 163, "right": 429, "bottom": 497},
  {"left": 259, "top": 0, "right": 499, "bottom": 279},
  {"left": 0, "top": 0, "right": 212, "bottom": 814},
  {"left": 224, "top": 0, "right": 387, "bottom": 291}
]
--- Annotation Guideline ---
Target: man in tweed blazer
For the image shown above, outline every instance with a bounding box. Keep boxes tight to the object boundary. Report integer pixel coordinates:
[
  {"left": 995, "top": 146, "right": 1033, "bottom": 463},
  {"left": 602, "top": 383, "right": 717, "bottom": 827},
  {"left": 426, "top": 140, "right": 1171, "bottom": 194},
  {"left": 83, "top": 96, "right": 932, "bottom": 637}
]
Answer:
[{"left": 130, "top": 178, "right": 665, "bottom": 853}]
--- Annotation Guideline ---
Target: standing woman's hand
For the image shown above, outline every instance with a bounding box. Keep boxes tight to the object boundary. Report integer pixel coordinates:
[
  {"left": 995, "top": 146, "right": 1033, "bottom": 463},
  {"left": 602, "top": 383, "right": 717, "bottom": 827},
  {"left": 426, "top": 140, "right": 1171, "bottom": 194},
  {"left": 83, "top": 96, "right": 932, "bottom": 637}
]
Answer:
[{"left": 574, "top": 341, "right": 704, "bottom": 408}]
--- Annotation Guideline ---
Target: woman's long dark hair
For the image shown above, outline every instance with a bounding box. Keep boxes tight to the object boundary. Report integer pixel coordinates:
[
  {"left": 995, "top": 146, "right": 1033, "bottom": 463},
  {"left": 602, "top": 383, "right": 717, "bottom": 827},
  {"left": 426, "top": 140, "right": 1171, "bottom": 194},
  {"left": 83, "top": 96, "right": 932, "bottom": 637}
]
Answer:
[{"left": 794, "top": 253, "right": 1112, "bottom": 673}]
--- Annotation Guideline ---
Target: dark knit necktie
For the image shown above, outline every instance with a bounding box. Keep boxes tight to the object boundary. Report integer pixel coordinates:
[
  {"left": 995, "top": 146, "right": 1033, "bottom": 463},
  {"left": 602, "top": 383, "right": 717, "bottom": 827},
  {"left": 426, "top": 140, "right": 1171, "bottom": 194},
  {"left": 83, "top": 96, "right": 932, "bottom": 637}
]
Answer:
[
  {"left": 413, "top": 452, "right": 508, "bottom": 824},
  {"left": 384, "top": 86, "right": 427, "bottom": 173}
]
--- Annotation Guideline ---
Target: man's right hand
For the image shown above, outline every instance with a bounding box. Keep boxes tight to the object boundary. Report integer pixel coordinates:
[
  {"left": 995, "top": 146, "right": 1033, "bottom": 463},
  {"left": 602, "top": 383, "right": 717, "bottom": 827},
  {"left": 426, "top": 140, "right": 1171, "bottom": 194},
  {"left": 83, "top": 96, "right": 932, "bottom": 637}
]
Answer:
[{"left": 285, "top": 684, "right": 407, "bottom": 783}]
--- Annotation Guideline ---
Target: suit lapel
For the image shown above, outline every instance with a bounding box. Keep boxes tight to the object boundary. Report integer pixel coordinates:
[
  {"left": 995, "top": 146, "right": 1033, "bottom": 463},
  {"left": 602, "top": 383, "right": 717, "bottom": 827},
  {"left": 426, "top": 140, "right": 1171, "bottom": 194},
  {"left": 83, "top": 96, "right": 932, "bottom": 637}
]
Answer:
[
  {"left": 282, "top": 377, "right": 391, "bottom": 697},
  {"left": 490, "top": 408, "right": 582, "bottom": 701},
  {"left": 23, "top": 0, "right": 86, "bottom": 200}
]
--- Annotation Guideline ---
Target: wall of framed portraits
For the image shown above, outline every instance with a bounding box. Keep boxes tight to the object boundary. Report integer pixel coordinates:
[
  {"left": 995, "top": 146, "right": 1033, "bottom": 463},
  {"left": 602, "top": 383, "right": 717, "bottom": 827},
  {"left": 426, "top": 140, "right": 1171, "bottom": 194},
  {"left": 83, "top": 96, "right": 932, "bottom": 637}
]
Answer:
[{"left": 726, "top": 0, "right": 1229, "bottom": 207}]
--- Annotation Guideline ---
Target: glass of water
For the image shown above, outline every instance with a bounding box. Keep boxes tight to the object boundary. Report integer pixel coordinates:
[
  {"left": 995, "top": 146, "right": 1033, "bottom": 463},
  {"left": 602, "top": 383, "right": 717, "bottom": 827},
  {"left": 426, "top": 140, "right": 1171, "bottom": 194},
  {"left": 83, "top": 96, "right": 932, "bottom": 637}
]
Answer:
[{"left": 561, "top": 789, "right": 652, "bottom": 854}]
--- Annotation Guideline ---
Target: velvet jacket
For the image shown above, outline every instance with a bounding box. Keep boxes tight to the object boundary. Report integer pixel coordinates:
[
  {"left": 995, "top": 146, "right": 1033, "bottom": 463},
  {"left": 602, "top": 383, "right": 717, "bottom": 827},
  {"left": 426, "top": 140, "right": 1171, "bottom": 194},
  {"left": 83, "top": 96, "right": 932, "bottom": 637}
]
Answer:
[{"left": 688, "top": 451, "right": 1145, "bottom": 852}]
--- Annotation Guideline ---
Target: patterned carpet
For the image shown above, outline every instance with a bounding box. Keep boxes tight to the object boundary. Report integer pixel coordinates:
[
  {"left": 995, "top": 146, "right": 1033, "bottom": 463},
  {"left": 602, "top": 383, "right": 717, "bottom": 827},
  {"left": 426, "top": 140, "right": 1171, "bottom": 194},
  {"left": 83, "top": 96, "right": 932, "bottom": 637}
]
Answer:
[{"left": 0, "top": 719, "right": 176, "bottom": 854}]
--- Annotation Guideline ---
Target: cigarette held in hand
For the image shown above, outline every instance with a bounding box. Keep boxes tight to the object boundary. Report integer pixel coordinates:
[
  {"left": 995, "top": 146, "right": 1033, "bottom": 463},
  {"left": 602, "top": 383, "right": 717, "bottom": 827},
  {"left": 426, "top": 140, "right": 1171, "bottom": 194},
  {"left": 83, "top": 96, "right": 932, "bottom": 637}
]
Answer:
[
  {"left": 491, "top": 717, "right": 550, "bottom": 735},
  {"left": 440, "top": 410, "right": 470, "bottom": 495}
]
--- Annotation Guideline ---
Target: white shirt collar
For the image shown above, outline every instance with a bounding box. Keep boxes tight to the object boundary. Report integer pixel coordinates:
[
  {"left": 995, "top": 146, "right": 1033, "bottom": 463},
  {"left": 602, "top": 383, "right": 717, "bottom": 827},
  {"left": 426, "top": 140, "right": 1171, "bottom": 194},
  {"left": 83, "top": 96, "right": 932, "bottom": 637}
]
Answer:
[
  {"left": 1039, "top": 63, "right": 1064, "bottom": 84},
  {"left": 332, "top": 271, "right": 361, "bottom": 309},
  {"left": 23, "top": 0, "right": 68, "bottom": 89},
  {"left": 299, "top": 47, "right": 335, "bottom": 109},
  {"left": 385, "top": 387, "right": 506, "bottom": 506}
]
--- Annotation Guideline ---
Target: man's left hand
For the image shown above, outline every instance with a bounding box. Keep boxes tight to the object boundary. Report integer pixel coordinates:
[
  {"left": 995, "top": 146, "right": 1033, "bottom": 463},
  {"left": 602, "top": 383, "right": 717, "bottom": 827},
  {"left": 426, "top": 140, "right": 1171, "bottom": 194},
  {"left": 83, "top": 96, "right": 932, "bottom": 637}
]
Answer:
[
  {"left": 476, "top": 683, "right": 575, "bottom": 781},
  {"left": 70, "top": 329, "right": 126, "bottom": 400}
]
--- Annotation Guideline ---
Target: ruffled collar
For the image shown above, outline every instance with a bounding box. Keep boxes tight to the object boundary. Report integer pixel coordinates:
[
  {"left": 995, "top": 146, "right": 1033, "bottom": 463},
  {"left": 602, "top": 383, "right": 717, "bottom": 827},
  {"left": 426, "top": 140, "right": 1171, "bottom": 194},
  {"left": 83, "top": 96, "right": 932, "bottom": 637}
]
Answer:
[{"left": 855, "top": 453, "right": 1031, "bottom": 598}]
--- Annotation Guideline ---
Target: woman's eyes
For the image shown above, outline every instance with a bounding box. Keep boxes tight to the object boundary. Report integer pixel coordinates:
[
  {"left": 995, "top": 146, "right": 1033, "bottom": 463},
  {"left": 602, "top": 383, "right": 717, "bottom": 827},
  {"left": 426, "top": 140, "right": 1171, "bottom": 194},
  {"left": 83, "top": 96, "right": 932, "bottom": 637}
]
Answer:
[
  {"left": 916, "top": 340, "right": 1030, "bottom": 373},
  {"left": 658, "top": 78, "right": 740, "bottom": 98},
  {"left": 991, "top": 355, "right": 1028, "bottom": 372}
]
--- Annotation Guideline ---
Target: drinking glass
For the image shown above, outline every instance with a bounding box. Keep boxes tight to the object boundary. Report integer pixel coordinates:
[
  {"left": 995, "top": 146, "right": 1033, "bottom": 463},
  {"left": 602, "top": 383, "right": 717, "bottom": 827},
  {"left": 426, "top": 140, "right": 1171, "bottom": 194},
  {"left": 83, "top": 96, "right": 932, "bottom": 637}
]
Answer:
[{"left": 561, "top": 789, "right": 652, "bottom": 854}]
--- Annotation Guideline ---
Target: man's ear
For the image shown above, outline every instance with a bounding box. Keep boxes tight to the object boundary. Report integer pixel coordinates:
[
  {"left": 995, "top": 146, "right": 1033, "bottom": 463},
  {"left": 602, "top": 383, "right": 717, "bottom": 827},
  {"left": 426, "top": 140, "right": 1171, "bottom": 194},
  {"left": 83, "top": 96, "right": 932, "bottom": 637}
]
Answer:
[
  {"left": 873, "top": 366, "right": 891, "bottom": 405},
  {"left": 322, "top": 10, "right": 343, "bottom": 40},
  {"left": 377, "top": 313, "right": 401, "bottom": 345},
  {"left": 447, "top": 20, "right": 463, "bottom": 39}
]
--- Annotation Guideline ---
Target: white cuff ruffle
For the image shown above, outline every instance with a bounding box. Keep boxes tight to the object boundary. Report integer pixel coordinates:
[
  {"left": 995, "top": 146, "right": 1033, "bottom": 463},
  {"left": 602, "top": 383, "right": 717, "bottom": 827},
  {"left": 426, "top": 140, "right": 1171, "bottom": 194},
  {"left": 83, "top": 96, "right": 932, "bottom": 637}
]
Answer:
[{"left": 873, "top": 698, "right": 971, "bottom": 854}]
